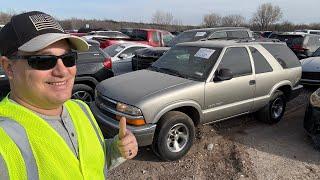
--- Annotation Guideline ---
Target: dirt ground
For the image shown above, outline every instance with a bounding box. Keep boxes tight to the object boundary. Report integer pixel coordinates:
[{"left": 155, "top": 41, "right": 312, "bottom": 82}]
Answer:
[{"left": 108, "top": 87, "right": 320, "bottom": 180}]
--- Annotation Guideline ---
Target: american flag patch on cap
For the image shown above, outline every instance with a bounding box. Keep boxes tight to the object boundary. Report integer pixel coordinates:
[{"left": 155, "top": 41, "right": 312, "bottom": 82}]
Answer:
[{"left": 29, "top": 14, "right": 64, "bottom": 32}]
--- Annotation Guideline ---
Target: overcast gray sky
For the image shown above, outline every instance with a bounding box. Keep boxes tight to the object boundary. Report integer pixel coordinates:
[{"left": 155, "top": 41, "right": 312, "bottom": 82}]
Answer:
[{"left": 1, "top": 0, "right": 319, "bottom": 25}]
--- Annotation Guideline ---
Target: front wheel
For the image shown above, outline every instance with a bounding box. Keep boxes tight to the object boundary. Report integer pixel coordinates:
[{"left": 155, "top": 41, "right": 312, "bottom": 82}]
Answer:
[
  {"left": 152, "top": 111, "right": 195, "bottom": 161},
  {"left": 72, "top": 84, "right": 94, "bottom": 104},
  {"left": 256, "top": 90, "right": 286, "bottom": 124}
]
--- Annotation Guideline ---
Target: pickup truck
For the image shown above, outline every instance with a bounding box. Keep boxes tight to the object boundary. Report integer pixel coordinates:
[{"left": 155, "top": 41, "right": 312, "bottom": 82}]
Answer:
[
  {"left": 91, "top": 40, "right": 302, "bottom": 161},
  {"left": 99, "top": 29, "right": 174, "bottom": 49}
]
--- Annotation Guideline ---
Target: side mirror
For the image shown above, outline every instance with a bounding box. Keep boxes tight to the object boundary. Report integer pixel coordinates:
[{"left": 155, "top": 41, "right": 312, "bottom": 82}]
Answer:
[
  {"left": 214, "top": 68, "right": 233, "bottom": 81},
  {"left": 119, "top": 53, "right": 128, "bottom": 59}
]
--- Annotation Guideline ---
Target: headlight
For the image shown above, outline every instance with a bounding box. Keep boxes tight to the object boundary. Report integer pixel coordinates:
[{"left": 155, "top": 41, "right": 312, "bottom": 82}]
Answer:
[
  {"left": 116, "top": 102, "right": 142, "bottom": 116},
  {"left": 310, "top": 88, "right": 320, "bottom": 107}
]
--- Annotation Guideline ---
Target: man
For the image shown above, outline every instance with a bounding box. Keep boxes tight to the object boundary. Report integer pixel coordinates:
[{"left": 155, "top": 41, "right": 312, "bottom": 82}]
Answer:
[{"left": 0, "top": 11, "right": 138, "bottom": 179}]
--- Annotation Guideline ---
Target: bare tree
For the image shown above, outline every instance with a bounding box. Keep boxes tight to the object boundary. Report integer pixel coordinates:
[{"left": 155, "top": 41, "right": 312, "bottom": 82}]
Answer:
[
  {"left": 0, "top": 10, "right": 16, "bottom": 24},
  {"left": 202, "top": 12, "right": 221, "bottom": 27},
  {"left": 221, "top": 14, "right": 245, "bottom": 27},
  {"left": 251, "top": 3, "right": 282, "bottom": 31},
  {"left": 151, "top": 11, "right": 174, "bottom": 25}
]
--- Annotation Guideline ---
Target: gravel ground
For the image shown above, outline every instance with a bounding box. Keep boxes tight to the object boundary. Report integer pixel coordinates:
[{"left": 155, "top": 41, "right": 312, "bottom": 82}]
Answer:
[{"left": 108, "top": 87, "right": 320, "bottom": 180}]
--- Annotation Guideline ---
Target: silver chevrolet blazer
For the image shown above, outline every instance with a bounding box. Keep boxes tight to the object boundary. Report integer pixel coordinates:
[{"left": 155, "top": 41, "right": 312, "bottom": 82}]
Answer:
[{"left": 90, "top": 40, "right": 303, "bottom": 161}]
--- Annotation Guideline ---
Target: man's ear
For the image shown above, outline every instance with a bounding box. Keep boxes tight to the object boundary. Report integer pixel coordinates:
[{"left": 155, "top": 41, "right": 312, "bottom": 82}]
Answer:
[{"left": 0, "top": 56, "right": 14, "bottom": 79}]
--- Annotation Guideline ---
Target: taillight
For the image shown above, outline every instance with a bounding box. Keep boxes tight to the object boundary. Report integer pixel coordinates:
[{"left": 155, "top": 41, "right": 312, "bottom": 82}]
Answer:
[
  {"left": 103, "top": 57, "right": 112, "bottom": 69},
  {"left": 292, "top": 45, "right": 307, "bottom": 52}
]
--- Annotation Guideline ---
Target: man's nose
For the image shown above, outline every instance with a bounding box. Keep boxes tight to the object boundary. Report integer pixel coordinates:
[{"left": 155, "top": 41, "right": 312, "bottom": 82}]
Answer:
[{"left": 52, "top": 59, "right": 68, "bottom": 76}]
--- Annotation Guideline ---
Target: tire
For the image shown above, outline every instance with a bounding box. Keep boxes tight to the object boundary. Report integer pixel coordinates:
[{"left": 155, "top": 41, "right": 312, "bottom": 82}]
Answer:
[
  {"left": 312, "top": 135, "right": 320, "bottom": 151},
  {"left": 72, "top": 84, "right": 94, "bottom": 104},
  {"left": 256, "top": 90, "right": 286, "bottom": 124},
  {"left": 152, "top": 111, "right": 195, "bottom": 161}
]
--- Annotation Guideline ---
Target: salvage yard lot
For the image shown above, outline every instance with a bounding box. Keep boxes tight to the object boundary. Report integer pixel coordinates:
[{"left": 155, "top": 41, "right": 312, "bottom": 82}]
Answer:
[{"left": 109, "top": 87, "right": 320, "bottom": 180}]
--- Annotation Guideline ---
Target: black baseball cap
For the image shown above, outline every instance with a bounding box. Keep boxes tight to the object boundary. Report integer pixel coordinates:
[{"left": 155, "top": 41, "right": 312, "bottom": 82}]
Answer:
[{"left": 0, "top": 11, "right": 88, "bottom": 56}]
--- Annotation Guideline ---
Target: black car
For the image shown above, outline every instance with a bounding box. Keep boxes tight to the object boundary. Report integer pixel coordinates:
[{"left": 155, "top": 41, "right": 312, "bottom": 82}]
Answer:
[
  {"left": 276, "top": 33, "right": 320, "bottom": 59},
  {"left": 304, "top": 88, "right": 320, "bottom": 150},
  {"left": 0, "top": 40, "right": 114, "bottom": 103},
  {"left": 131, "top": 47, "right": 170, "bottom": 70}
]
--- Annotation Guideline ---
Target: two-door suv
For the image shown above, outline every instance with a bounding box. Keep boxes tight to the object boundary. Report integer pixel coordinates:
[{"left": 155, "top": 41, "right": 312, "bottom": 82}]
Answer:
[{"left": 90, "top": 39, "right": 303, "bottom": 161}]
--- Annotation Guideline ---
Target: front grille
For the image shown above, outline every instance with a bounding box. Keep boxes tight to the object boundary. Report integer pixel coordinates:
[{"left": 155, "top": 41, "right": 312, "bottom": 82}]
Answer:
[
  {"left": 302, "top": 72, "right": 320, "bottom": 80},
  {"left": 96, "top": 94, "right": 117, "bottom": 119}
]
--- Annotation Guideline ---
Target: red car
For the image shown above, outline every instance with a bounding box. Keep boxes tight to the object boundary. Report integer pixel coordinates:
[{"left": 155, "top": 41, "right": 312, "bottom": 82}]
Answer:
[{"left": 99, "top": 29, "right": 174, "bottom": 49}]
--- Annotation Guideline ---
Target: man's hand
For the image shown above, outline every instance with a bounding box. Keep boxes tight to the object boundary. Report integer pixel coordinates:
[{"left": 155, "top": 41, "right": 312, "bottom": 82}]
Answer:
[{"left": 118, "top": 117, "right": 138, "bottom": 159}]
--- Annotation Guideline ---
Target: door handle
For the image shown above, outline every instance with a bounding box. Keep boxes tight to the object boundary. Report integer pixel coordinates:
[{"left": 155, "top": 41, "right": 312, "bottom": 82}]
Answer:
[{"left": 249, "top": 80, "right": 256, "bottom": 85}]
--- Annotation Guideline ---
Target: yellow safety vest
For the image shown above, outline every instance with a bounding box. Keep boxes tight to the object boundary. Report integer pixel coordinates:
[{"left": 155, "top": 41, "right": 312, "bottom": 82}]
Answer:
[{"left": 0, "top": 97, "right": 106, "bottom": 180}]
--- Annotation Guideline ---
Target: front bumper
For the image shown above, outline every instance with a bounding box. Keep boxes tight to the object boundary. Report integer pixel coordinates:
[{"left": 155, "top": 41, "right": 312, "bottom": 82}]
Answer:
[
  {"left": 90, "top": 102, "right": 156, "bottom": 146},
  {"left": 300, "top": 79, "right": 320, "bottom": 86}
]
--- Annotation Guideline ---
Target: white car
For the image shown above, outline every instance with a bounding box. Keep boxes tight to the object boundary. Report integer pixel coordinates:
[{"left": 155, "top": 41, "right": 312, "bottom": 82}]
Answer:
[
  {"left": 83, "top": 31, "right": 129, "bottom": 40},
  {"left": 300, "top": 47, "right": 320, "bottom": 85},
  {"left": 103, "top": 43, "right": 150, "bottom": 75}
]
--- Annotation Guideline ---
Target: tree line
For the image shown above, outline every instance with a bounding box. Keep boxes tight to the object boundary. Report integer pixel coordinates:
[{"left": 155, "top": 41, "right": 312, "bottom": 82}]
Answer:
[{"left": 1, "top": 3, "right": 319, "bottom": 32}]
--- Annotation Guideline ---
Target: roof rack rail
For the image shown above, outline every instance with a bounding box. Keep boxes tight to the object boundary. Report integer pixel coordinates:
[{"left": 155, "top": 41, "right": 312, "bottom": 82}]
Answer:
[{"left": 236, "top": 38, "right": 281, "bottom": 43}]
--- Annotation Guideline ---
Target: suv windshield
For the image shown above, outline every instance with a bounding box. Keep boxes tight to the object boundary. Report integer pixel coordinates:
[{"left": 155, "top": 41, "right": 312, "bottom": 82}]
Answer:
[
  {"left": 168, "top": 30, "right": 211, "bottom": 46},
  {"left": 103, "top": 44, "right": 125, "bottom": 57},
  {"left": 150, "top": 46, "right": 222, "bottom": 81}
]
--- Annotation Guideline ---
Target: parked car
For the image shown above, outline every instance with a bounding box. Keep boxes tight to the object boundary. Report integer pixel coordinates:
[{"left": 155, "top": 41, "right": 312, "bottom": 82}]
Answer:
[
  {"left": 84, "top": 30, "right": 130, "bottom": 40},
  {"left": 102, "top": 43, "right": 150, "bottom": 75},
  {"left": 295, "top": 29, "right": 320, "bottom": 35},
  {"left": 167, "top": 27, "right": 253, "bottom": 47},
  {"left": 131, "top": 27, "right": 255, "bottom": 71},
  {"left": 71, "top": 40, "right": 114, "bottom": 103},
  {"left": 132, "top": 47, "right": 170, "bottom": 70},
  {"left": 91, "top": 39, "right": 302, "bottom": 161},
  {"left": 99, "top": 29, "right": 174, "bottom": 49},
  {"left": 304, "top": 88, "right": 320, "bottom": 150},
  {"left": 300, "top": 47, "right": 320, "bottom": 85},
  {"left": 276, "top": 32, "right": 320, "bottom": 59}
]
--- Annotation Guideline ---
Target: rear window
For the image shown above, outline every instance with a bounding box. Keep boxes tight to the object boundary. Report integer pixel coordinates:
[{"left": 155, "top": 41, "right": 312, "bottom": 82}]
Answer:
[
  {"left": 128, "top": 30, "right": 148, "bottom": 41},
  {"left": 168, "top": 30, "right": 211, "bottom": 46},
  {"left": 262, "top": 44, "right": 301, "bottom": 69},
  {"left": 226, "top": 31, "right": 249, "bottom": 39},
  {"left": 277, "top": 35, "right": 304, "bottom": 47}
]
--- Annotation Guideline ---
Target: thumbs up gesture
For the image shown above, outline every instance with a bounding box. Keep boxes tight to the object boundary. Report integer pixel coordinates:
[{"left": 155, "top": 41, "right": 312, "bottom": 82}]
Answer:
[{"left": 118, "top": 117, "right": 138, "bottom": 159}]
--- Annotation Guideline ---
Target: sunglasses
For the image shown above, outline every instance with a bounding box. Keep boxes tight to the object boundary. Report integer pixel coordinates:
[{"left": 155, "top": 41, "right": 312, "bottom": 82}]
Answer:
[{"left": 10, "top": 51, "right": 78, "bottom": 70}]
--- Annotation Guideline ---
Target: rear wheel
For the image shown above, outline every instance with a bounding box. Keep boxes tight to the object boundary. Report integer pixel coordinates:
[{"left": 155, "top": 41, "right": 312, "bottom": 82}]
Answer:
[
  {"left": 72, "top": 84, "right": 94, "bottom": 104},
  {"left": 256, "top": 90, "right": 286, "bottom": 124},
  {"left": 152, "top": 111, "right": 195, "bottom": 161}
]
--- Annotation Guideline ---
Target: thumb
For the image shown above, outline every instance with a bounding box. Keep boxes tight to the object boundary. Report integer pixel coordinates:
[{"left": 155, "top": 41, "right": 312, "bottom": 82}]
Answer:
[{"left": 119, "top": 116, "right": 127, "bottom": 139}]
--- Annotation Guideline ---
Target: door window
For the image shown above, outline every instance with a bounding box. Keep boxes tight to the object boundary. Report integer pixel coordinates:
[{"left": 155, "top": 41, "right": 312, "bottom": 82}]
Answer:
[{"left": 218, "top": 47, "right": 252, "bottom": 77}]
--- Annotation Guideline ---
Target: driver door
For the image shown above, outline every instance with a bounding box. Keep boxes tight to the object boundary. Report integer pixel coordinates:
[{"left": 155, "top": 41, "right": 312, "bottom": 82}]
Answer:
[{"left": 204, "top": 47, "right": 255, "bottom": 123}]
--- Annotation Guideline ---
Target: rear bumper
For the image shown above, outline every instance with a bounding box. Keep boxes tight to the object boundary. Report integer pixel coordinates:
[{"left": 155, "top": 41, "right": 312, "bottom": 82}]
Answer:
[
  {"left": 289, "top": 84, "right": 303, "bottom": 101},
  {"left": 90, "top": 102, "right": 156, "bottom": 146}
]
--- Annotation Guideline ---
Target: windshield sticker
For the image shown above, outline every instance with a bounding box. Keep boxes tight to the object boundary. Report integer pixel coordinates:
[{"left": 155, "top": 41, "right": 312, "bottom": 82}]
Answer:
[
  {"left": 195, "top": 32, "right": 206, "bottom": 37},
  {"left": 195, "top": 72, "right": 203, "bottom": 76},
  {"left": 194, "top": 48, "right": 216, "bottom": 59}
]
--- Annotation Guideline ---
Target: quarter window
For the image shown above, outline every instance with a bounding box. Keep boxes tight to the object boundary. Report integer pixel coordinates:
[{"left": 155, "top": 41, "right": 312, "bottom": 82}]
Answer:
[
  {"left": 249, "top": 47, "right": 273, "bottom": 74},
  {"left": 218, "top": 47, "right": 252, "bottom": 77}
]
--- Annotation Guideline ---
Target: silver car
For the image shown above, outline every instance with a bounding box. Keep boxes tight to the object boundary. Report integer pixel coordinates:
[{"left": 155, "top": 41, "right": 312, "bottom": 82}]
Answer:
[
  {"left": 91, "top": 40, "right": 302, "bottom": 161},
  {"left": 103, "top": 43, "right": 150, "bottom": 75}
]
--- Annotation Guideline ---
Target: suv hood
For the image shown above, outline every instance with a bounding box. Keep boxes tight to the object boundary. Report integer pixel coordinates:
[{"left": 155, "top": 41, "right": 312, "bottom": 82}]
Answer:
[{"left": 96, "top": 70, "right": 195, "bottom": 104}]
